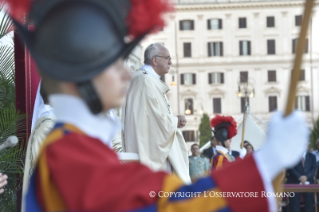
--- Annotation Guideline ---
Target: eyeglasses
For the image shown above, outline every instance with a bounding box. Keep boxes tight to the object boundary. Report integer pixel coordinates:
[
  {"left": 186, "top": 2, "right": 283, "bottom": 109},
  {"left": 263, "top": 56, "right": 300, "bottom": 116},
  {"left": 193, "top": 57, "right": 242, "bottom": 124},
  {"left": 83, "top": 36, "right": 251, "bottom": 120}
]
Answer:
[{"left": 155, "top": 55, "right": 171, "bottom": 62}]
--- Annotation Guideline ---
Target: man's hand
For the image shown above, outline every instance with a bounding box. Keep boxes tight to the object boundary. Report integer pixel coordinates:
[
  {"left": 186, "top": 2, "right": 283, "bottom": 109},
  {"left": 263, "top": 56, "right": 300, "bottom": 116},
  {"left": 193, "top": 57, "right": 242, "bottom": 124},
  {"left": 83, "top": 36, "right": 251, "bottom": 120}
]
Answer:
[
  {"left": 177, "top": 115, "right": 187, "bottom": 128},
  {"left": 299, "top": 175, "right": 307, "bottom": 184},
  {"left": 0, "top": 173, "right": 8, "bottom": 194}
]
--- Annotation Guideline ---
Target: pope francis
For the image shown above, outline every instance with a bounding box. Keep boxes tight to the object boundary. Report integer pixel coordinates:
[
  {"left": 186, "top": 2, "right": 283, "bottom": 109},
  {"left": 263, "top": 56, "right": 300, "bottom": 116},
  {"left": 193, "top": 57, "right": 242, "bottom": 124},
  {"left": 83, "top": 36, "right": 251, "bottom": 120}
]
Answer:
[{"left": 123, "top": 43, "right": 191, "bottom": 184}]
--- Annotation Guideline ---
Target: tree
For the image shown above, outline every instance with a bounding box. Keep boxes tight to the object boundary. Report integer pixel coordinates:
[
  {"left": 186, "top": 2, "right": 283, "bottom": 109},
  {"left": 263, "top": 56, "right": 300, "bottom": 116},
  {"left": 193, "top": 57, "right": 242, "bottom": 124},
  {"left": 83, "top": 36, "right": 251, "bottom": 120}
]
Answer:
[
  {"left": 310, "top": 116, "right": 319, "bottom": 149},
  {"left": 0, "top": 6, "right": 26, "bottom": 212},
  {"left": 199, "top": 113, "right": 212, "bottom": 147}
]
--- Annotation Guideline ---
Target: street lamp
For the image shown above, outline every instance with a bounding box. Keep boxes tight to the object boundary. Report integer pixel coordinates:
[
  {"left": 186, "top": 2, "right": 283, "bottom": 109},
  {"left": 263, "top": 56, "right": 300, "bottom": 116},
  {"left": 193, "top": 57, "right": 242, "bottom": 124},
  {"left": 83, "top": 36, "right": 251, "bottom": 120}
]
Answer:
[
  {"left": 185, "top": 100, "right": 191, "bottom": 115},
  {"left": 170, "top": 70, "right": 176, "bottom": 86}
]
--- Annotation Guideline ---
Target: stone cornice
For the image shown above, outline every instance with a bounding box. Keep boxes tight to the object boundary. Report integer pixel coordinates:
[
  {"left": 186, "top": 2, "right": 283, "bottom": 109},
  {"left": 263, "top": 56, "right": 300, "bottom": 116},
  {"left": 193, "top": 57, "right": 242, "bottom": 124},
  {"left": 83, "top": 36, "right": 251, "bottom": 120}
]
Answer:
[{"left": 175, "top": 1, "right": 319, "bottom": 11}]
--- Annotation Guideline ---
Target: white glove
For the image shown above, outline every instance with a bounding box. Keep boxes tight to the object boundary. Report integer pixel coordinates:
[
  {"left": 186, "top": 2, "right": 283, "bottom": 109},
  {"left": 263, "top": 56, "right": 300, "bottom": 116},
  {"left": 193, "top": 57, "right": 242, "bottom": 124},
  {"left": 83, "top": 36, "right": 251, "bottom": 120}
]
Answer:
[
  {"left": 239, "top": 147, "right": 246, "bottom": 159},
  {"left": 254, "top": 111, "right": 309, "bottom": 181}
]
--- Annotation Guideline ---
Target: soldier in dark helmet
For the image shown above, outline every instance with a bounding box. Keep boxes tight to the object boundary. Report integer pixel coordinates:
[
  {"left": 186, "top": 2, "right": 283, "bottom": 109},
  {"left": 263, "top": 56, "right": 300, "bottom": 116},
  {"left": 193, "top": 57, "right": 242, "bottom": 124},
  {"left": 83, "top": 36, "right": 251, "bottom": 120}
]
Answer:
[
  {"left": 1, "top": 0, "right": 311, "bottom": 211},
  {"left": 210, "top": 115, "right": 247, "bottom": 170}
]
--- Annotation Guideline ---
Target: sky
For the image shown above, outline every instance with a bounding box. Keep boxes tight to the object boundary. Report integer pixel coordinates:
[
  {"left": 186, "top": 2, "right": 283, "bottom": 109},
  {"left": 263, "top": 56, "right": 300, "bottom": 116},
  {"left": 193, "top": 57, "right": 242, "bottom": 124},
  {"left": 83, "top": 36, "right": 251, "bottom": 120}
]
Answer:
[{"left": 0, "top": 9, "right": 14, "bottom": 47}]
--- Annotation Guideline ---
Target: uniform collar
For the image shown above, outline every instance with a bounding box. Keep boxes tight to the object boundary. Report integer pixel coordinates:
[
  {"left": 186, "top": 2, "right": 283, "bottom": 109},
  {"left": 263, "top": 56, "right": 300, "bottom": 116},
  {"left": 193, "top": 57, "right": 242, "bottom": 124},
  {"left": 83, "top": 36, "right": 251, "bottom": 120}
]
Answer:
[
  {"left": 49, "top": 94, "right": 120, "bottom": 148},
  {"left": 216, "top": 145, "right": 229, "bottom": 154}
]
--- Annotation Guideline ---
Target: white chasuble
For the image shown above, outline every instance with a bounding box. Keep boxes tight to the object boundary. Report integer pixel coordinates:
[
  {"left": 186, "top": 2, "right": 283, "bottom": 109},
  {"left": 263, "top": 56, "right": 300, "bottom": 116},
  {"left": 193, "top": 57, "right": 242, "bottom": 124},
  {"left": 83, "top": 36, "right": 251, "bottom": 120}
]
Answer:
[{"left": 123, "top": 69, "right": 191, "bottom": 184}]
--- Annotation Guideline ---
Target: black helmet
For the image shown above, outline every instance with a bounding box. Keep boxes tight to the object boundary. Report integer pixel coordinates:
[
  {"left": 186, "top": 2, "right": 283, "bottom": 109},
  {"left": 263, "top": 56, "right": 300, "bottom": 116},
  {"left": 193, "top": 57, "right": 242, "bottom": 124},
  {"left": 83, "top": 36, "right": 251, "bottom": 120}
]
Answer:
[
  {"left": 210, "top": 114, "right": 237, "bottom": 143},
  {"left": 7, "top": 0, "right": 172, "bottom": 113}
]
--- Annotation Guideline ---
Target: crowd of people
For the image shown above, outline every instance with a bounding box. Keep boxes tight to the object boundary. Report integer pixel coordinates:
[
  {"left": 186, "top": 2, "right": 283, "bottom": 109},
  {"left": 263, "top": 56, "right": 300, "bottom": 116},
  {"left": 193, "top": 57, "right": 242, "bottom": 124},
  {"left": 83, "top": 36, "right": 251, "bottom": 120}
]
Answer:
[{"left": 0, "top": 0, "right": 315, "bottom": 211}]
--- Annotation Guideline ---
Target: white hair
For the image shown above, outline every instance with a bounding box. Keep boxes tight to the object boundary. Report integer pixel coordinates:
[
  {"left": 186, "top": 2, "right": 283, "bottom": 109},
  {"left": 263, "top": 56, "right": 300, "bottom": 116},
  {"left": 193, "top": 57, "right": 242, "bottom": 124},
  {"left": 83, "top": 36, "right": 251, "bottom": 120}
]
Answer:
[{"left": 144, "top": 43, "right": 165, "bottom": 65}]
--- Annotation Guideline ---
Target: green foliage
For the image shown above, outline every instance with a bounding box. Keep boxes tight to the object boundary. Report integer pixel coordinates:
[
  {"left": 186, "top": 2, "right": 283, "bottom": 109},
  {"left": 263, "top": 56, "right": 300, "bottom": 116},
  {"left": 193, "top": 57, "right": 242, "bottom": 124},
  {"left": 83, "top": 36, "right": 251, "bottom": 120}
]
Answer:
[
  {"left": 310, "top": 116, "right": 319, "bottom": 149},
  {"left": 199, "top": 113, "right": 212, "bottom": 147},
  {"left": 0, "top": 5, "right": 27, "bottom": 211}
]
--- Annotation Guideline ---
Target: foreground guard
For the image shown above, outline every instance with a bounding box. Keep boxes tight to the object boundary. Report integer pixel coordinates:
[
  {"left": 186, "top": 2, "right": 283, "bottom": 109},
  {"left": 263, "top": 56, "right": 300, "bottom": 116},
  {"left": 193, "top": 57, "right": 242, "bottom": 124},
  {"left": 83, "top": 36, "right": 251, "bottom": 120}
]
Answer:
[{"left": 2, "top": 0, "right": 309, "bottom": 211}]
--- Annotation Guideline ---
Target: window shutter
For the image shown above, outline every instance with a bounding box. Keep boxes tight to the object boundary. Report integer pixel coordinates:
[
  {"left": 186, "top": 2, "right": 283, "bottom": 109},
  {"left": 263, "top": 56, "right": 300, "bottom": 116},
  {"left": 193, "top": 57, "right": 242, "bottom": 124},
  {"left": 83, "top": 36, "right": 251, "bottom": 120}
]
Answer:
[
  {"left": 306, "top": 96, "right": 310, "bottom": 111},
  {"left": 241, "top": 97, "right": 245, "bottom": 113},
  {"left": 248, "top": 41, "right": 251, "bottom": 55},
  {"left": 219, "top": 19, "right": 222, "bottom": 29},
  {"left": 207, "top": 19, "right": 211, "bottom": 29},
  {"left": 220, "top": 42, "right": 224, "bottom": 56},
  {"left": 208, "top": 42, "right": 211, "bottom": 56},
  {"left": 181, "top": 74, "right": 184, "bottom": 85},
  {"left": 300, "top": 69, "right": 305, "bottom": 81},
  {"left": 192, "top": 74, "right": 196, "bottom": 84},
  {"left": 213, "top": 98, "right": 222, "bottom": 114},
  {"left": 239, "top": 41, "right": 243, "bottom": 55},
  {"left": 179, "top": 21, "right": 183, "bottom": 30},
  {"left": 208, "top": 73, "right": 212, "bottom": 84},
  {"left": 221, "top": 73, "right": 224, "bottom": 83},
  {"left": 191, "top": 20, "right": 194, "bottom": 30}
]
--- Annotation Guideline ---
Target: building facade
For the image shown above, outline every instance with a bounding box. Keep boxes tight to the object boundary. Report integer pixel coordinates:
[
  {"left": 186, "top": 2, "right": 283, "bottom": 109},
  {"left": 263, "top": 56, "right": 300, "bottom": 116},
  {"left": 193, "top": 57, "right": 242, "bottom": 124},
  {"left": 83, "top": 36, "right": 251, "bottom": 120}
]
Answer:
[{"left": 141, "top": 0, "right": 319, "bottom": 146}]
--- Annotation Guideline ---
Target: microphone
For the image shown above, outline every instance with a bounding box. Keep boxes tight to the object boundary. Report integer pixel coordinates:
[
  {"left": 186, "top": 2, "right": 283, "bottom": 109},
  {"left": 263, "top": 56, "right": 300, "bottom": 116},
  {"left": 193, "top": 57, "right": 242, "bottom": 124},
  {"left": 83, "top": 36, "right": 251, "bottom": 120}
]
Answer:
[{"left": 0, "top": 136, "right": 19, "bottom": 151}]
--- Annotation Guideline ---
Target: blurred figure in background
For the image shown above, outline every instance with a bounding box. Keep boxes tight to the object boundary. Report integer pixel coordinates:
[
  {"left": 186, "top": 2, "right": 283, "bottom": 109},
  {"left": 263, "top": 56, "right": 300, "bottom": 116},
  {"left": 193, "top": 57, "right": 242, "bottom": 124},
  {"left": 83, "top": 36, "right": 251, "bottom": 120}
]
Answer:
[
  {"left": 203, "top": 136, "right": 217, "bottom": 162},
  {"left": 245, "top": 143, "right": 254, "bottom": 155},
  {"left": 189, "top": 144, "right": 210, "bottom": 182}
]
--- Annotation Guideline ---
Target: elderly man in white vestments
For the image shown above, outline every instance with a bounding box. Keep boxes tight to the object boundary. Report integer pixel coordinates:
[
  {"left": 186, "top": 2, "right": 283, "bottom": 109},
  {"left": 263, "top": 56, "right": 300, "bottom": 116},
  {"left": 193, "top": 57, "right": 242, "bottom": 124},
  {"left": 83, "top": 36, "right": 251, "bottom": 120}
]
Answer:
[{"left": 123, "top": 43, "right": 191, "bottom": 184}]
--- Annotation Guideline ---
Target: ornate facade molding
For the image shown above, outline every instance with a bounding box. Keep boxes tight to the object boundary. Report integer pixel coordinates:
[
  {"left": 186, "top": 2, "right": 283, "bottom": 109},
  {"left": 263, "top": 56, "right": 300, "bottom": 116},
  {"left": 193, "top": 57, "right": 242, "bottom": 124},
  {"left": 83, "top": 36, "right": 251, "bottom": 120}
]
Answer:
[{"left": 175, "top": 1, "right": 318, "bottom": 11}]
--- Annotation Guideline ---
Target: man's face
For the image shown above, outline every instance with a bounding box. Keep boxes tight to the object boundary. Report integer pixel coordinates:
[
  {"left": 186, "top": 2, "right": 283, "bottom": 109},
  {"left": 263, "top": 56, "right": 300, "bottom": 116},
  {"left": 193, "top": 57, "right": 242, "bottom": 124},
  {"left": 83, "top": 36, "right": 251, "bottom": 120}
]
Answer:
[
  {"left": 246, "top": 145, "right": 253, "bottom": 154},
  {"left": 224, "top": 139, "right": 231, "bottom": 149},
  {"left": 191, "top": 145, "right": 200, "bottom": 157},
  {"left": 93, "top": 58, "right": 131, "bottom": 112},
  {"left": 211, "top": 137, "right": 217, "bottom": 148},
  {"left": 152, "top": 46, "right": 172, "bottom": 76}
]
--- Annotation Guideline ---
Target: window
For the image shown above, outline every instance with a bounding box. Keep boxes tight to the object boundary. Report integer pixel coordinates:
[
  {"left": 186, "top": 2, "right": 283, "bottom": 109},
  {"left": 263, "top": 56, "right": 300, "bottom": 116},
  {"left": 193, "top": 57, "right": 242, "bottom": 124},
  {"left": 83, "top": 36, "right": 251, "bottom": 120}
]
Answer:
[
  {"left": 208, "top": 72, "right": 224, "bottom": 84},
  {"left": 267, "top": 39, "right": 276, "bottom": 55},
  {"left": 240, "top": 71, "right": 248, "bottom": 83},
  {"left": 300, "top": 69, "right": 305, "bottom": 81},
  {"left": 241, "top": 97, "right": 250, "bottom": 113},
  {"left": 184, "top": 98, "right": 194, "bottom": 115},
  {"left": 182, "top": 131, "right": 196, "bottom": 142},
  {"left": 181, "top": 73, "right": 196, "bottom": 85},
  {"left": 292, "top": 38, "right": 308, "bottom": 53},
  {"left": 180, "top": 20, "right": 194, "bottom": 30},
  {"left": 239, "top": 18, "right": 246, "bottom": 28},
  {"left": 183, "top": 42, "right": 192, "bottom": 57},
  {"left": 208, "top": 42, "right": 223, "bottom": 56},
  {"left": 268, "top": 96, "right": 277, "bottom": 112},
  {"left": 290, "top": 69, "right": 305, "bottom": 81},
  {"left": 295, "top": 15, "right": 302, "bottom": 26},
  {"left": 295, "top": 96, "right": 310, "bottom": 111},
  {"left": 267, "top": 16, "right": 275, "bottom": 27},
  {"left": 207, "top": 19, "right": 222, "bottom": 29},
  {"left": 213, "top": 98, "right": 222, "bottom": 114},
  {"left": 239, "top": 41, "right": 251, "bottom": 56},
  {"left": 268, "top": 70, "right": 276, "bottom": 82}
]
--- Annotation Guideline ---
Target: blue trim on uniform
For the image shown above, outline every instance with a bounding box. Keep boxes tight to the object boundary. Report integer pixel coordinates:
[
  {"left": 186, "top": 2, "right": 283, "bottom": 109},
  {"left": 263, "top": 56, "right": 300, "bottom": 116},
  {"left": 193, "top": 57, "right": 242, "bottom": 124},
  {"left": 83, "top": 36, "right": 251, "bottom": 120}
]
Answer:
[
  {"left": 26, "top": 172, "right": 43, "bottom": 212},
  {"left": 63, "top": 130, "right": 71, "bottom": 135},
  {"left": 168, "top": 176, "right": 216, "bottom": 202},
  {"left": 216, "top": 207, "right": 232, "bottom": 212},
  {"left": 130, "top": 204, "right": 157, "bottom": 212},
  {"left": 52, "top": 122, "right": 64, "bottom": 130}
]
